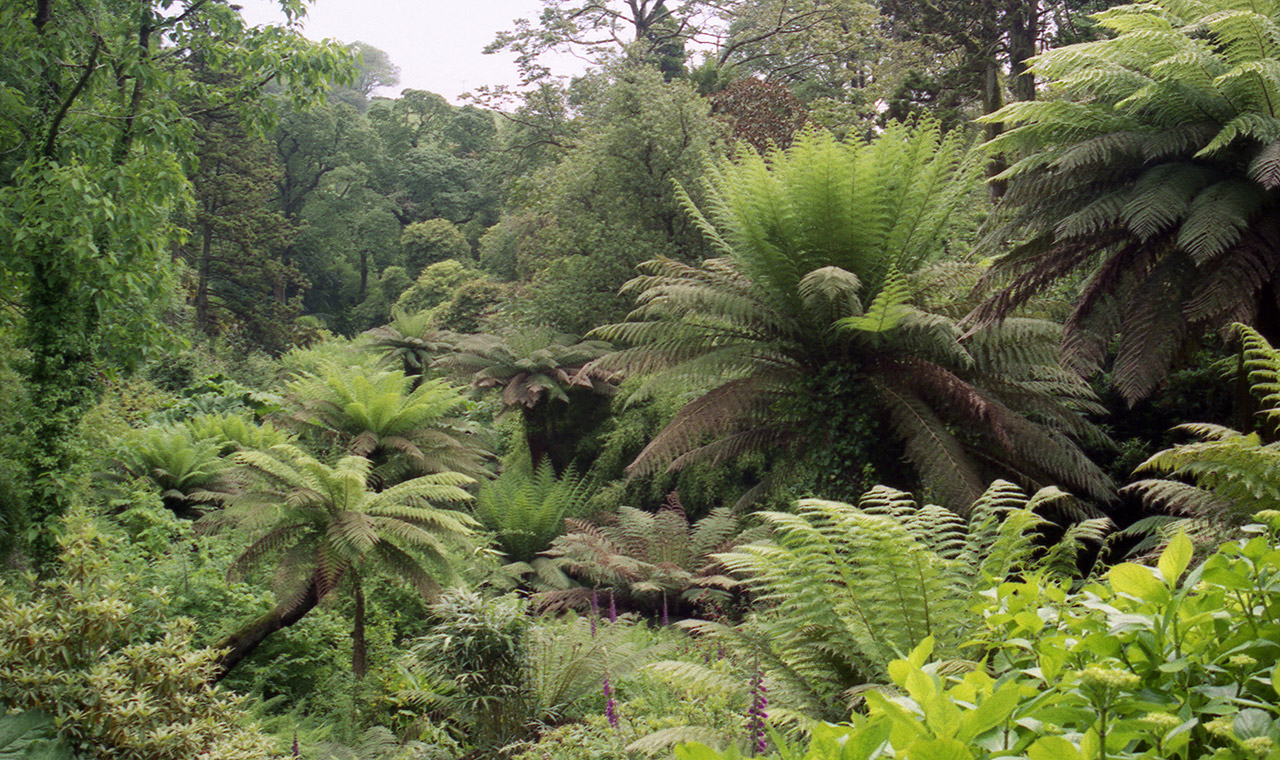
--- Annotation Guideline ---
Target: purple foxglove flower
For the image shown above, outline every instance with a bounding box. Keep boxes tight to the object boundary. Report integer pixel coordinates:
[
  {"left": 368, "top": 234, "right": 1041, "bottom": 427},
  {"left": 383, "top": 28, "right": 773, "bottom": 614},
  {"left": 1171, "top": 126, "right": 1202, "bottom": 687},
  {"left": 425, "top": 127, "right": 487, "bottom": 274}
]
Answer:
[{"left": 604, "top": 675, "right": 619, "bottom": 729}]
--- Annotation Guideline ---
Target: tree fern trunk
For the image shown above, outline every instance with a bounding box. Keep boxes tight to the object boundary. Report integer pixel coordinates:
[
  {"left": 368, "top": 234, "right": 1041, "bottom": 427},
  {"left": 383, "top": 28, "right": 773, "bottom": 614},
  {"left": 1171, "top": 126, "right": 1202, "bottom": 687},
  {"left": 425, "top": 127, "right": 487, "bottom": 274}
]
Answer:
[{"left": 213, "top": 577, "right": 320, "bottom": 682}]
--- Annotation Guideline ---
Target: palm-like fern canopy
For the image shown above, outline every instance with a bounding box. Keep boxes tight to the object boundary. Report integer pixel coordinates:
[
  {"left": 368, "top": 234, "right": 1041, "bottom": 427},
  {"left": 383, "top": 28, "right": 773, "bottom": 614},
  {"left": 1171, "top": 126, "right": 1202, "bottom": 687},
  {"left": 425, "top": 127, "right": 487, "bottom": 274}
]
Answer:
[
  {"left": 366, "top": 307, "right": 460, "bottom": 378},
  {"left": 283, "top": 364, "right": 489, "bottom": 483},
  {"left": 223, "top": 445, "right": 477, "bottom": 598},
  {"left": 972, "top": 0, "right": 1280, "bottom": 402},
  {"left": 437, "top": 327, "right": 618, "bottom": 408},
  {"left": 208, "top": 444, "right": 478, "bottom": 678},
  {"left": 596, "top": 124, "right": 1113, "bottom": 508}
]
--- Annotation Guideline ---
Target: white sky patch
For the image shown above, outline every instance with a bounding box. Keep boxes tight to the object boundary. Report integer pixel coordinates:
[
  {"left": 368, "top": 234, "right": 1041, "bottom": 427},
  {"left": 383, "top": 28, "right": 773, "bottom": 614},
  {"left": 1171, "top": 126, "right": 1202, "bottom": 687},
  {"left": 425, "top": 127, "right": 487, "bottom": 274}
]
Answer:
[{"left": 235, "top": 0, "right": 591, "bottom": 103}]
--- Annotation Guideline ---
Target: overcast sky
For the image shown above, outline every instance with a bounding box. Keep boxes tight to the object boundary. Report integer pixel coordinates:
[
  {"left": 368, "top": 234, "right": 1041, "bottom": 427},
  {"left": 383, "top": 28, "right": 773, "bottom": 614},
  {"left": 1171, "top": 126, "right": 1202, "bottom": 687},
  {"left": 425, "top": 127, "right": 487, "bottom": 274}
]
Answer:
[{"left": 235, "top": 0, "right": 590, "bottom": 103}]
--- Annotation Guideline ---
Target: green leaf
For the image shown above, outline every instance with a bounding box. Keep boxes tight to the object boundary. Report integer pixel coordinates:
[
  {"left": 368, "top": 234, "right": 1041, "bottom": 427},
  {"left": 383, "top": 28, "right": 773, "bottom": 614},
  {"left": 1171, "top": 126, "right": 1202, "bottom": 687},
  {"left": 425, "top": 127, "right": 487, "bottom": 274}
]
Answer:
[
  {"left": 1234, "top": 709, "right": 1272, "bottom": 740},
  {"left": 674, "top": 742, "right": 735, "bottom": 760},
  {"left": 1109, "top": 563, "right": 1167, "bottom": 601},
  {"left": 0, "top": 710, "right": 75, "bottom": 760},
  {"left": 1027, "top": 736, "right": 1082, "bottom": 760},
  {"left": 958, "top": 683, "right": 1023, "bottom": 742},
  {"left": 904, "top": 738, "right": 972, "bottom": 760},
  {"left": 1158, "top": 531, "right": 1194, "bottom": 584}
]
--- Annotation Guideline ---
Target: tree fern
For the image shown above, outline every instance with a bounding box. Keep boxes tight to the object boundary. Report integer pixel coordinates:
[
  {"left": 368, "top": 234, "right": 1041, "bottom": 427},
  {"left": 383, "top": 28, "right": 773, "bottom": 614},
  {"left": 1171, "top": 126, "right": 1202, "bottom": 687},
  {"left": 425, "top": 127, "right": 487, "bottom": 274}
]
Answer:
[
  {"left": 683, "top": 480, "right": 1108, "bottom": 721},
  {"left": 282, "top": 363, "right": 489, "bottom": 484},
  {"left": 103, "top": 426, "right": 233, "bottom": 519},
  {"left": 972, "top": 0, "right": 1280, "bottom": 403},
  {"left": 204, "top": 444, "right": 477, "bottom": 680},
  {"left": 537, "top": 493, "right": 762, "bottom": 618},
  {"left": 435, "top": 327, "right": 619, "bottom": 475},
  {"left": 475, "top": 455, "right": 594, "bottom": 563},
  {"left": 1126, "top": 324, "right": 1280, "bottom": 537},
  {"left": 594, "top": 124, "right": 1112, "bottom": 509}
]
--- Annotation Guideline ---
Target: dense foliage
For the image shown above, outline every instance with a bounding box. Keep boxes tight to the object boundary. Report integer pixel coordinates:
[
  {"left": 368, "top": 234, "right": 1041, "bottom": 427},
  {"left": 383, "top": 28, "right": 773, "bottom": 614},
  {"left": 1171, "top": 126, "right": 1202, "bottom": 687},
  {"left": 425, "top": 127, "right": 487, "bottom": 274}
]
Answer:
[{"left": 4, "top": 0, "right": 1280, "bottom": 756}]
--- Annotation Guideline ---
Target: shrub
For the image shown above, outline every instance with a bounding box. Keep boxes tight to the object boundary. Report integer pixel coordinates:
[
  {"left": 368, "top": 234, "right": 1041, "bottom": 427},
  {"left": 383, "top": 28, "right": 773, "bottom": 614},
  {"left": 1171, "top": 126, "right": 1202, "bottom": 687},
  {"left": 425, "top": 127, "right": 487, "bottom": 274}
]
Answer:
[
  {"left": 401, "top": 218, "right": 471, "bottom": 277},
  {"left": 680, "top": 516, "right": 1280, "bottom": 760},
  {"left": 0, "top": 511, "right": 277, "bottom": 759}
]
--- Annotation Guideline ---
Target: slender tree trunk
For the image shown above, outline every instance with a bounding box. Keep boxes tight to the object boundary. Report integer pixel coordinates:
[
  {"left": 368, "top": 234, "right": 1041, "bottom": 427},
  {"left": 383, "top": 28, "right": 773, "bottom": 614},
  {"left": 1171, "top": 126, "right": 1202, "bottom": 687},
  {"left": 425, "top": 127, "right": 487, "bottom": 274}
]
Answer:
[
  {"left": 358, "top": 249, "right": 369, "bottom": 301},
  {"left": 213, "top": 577, "right": 320, "bottom": 681},
  {"left": 981, "top": 57, "right": 1007, "bottom": 200},
  {"left": 195, "top": 227, "right": 212, "bottom": 333},
  {"left": 1007, "top": 0, "right": 1038, "bottom": 104},
  {"left": 352, "top": 575, "right": 367, "bottom": 680}
]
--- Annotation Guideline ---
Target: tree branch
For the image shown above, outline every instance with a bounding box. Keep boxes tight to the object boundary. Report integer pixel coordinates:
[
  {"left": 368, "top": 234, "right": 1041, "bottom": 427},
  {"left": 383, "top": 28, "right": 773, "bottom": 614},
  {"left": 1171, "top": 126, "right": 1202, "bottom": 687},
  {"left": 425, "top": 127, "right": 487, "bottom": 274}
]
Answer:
[{"left": 44, "top": 35, "right": 102, "bottom": 158}]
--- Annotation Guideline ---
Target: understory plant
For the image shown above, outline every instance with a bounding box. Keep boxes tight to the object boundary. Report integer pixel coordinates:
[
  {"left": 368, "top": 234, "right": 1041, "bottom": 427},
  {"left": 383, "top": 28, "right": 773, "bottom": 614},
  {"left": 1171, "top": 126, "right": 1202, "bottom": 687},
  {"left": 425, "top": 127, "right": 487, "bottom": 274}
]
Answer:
[
  {"left": 388, "top": 591, "right": 660, "bottom": 755},
  {"left": 1126, "top": 324, "right": 1280, "bottom": 545},
  {"left": 0, "top": 512, "right": 278, "bottom": 759},
  {"left": 538, "top": 494, "right": 762, "bottom": 619},
  {"left": 475, "top": 454, "right": 594, "bottom": 564},
  {"left": 679, "top": 517, "right": 1280, "bottom": 760},
  {"left": 674, "top": 481, "right": 1109, "bottom": 724}
]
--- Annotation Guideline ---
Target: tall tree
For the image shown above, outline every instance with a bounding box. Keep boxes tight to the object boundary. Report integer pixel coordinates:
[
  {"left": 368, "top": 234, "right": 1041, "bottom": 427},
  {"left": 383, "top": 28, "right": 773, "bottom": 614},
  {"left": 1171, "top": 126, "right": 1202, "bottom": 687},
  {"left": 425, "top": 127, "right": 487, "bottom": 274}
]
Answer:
[
  {"left": 183, "top": 103, "right": 303, "bottom": 351},
  {"left": 0, "top": 0, "right": 346, "bottom": 561},
  {"left": 486, "top": 0, "right": 865, "bottom": 84},
  {"left": 509, "top": 64, "right": 724, "bottom": 332}
]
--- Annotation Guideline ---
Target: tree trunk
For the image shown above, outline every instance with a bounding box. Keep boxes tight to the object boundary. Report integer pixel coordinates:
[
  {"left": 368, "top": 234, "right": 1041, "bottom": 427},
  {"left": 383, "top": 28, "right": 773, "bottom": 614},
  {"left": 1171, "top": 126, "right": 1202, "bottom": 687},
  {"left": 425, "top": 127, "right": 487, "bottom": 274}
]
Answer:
[
  {"left": 358, "top": 249, "right": 369, "bottom": 302},
  {"left": 981, "top": 57, "right": 1008, "bottom": 200},
  {"left": 1007, "top": 0, "right": 1038, "bottom": 104},
  {"left": 523, "top": 405, "right": 563, "bottom": 476},
  {"left": 213, "top": 577, "right": 320, "bottom": 681},
  {"left": 352, "top": 575, "right": 367, "bottom": 680},
  {"left": 195, "top": 226, "right": 212, "bottom": 333}
]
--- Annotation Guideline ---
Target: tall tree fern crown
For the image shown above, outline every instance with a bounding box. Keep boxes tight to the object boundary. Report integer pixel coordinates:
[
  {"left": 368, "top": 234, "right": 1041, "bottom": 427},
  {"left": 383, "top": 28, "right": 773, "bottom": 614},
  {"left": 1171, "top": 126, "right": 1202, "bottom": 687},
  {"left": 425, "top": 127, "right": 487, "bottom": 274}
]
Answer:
[
  {"left": 690, "top": 123, "right": 979, "bottom": 308},
  {"left": 974, "top": 0, "right": 1280, "bottom": 402},
  {"left": 596, "top": 124, "right": 1113, "bottom": 508},
  {"left": 283, "top": 363, "right": 489, "bottom": 483}
]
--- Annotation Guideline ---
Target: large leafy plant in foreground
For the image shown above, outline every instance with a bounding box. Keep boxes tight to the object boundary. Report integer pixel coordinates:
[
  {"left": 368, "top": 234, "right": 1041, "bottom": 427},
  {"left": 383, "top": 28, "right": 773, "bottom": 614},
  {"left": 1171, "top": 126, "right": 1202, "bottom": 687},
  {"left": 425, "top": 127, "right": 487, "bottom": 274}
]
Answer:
[
  {"left": 681, "top": 519, "right": 1280, "bottom": 760},
  {"left": 973, "top": 0, "right": 1280, "bottom": 403},
  {"left": 596, "top": 124, "right": 1111, "bottom": 508},
  {"left": 674, "top": 481, "right": 1107, "bottom": 724}
]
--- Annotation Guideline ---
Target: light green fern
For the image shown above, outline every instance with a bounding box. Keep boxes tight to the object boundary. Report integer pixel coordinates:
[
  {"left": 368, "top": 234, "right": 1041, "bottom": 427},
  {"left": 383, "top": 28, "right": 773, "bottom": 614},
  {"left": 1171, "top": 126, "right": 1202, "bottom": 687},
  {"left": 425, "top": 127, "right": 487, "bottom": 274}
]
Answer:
[{"left": 676, "top": 480, "right": 1109, "bottom": 722}]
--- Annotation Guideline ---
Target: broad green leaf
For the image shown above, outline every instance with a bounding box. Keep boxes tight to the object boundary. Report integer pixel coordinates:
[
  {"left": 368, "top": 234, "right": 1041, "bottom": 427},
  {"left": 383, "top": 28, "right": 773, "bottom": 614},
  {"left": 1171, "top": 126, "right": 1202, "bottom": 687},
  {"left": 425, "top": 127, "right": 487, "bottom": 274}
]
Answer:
[
  {"left": 1234, "top": 708, "right": 1272, "bottom": 739},
  {"left": 0, "top": 710, "right": 75, "bottom": 760},
  {"left": 1029, "top": 731, "right": 1080, "bottom": 757},
  {"left": 904, "top": 738, "right": 972, "bottom": 760},
  {"left": 1109, "top": 563, "right": 1166, "bottom": 601},
  {"left": 958, "top": 683, "right": 1023, "bottom": 742},
  {"left": 1158, "top": 531, "right": 1194, "bottom": 584},
  {"left": 674, "top": 742, "right": 734, "bottom": 760}
]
